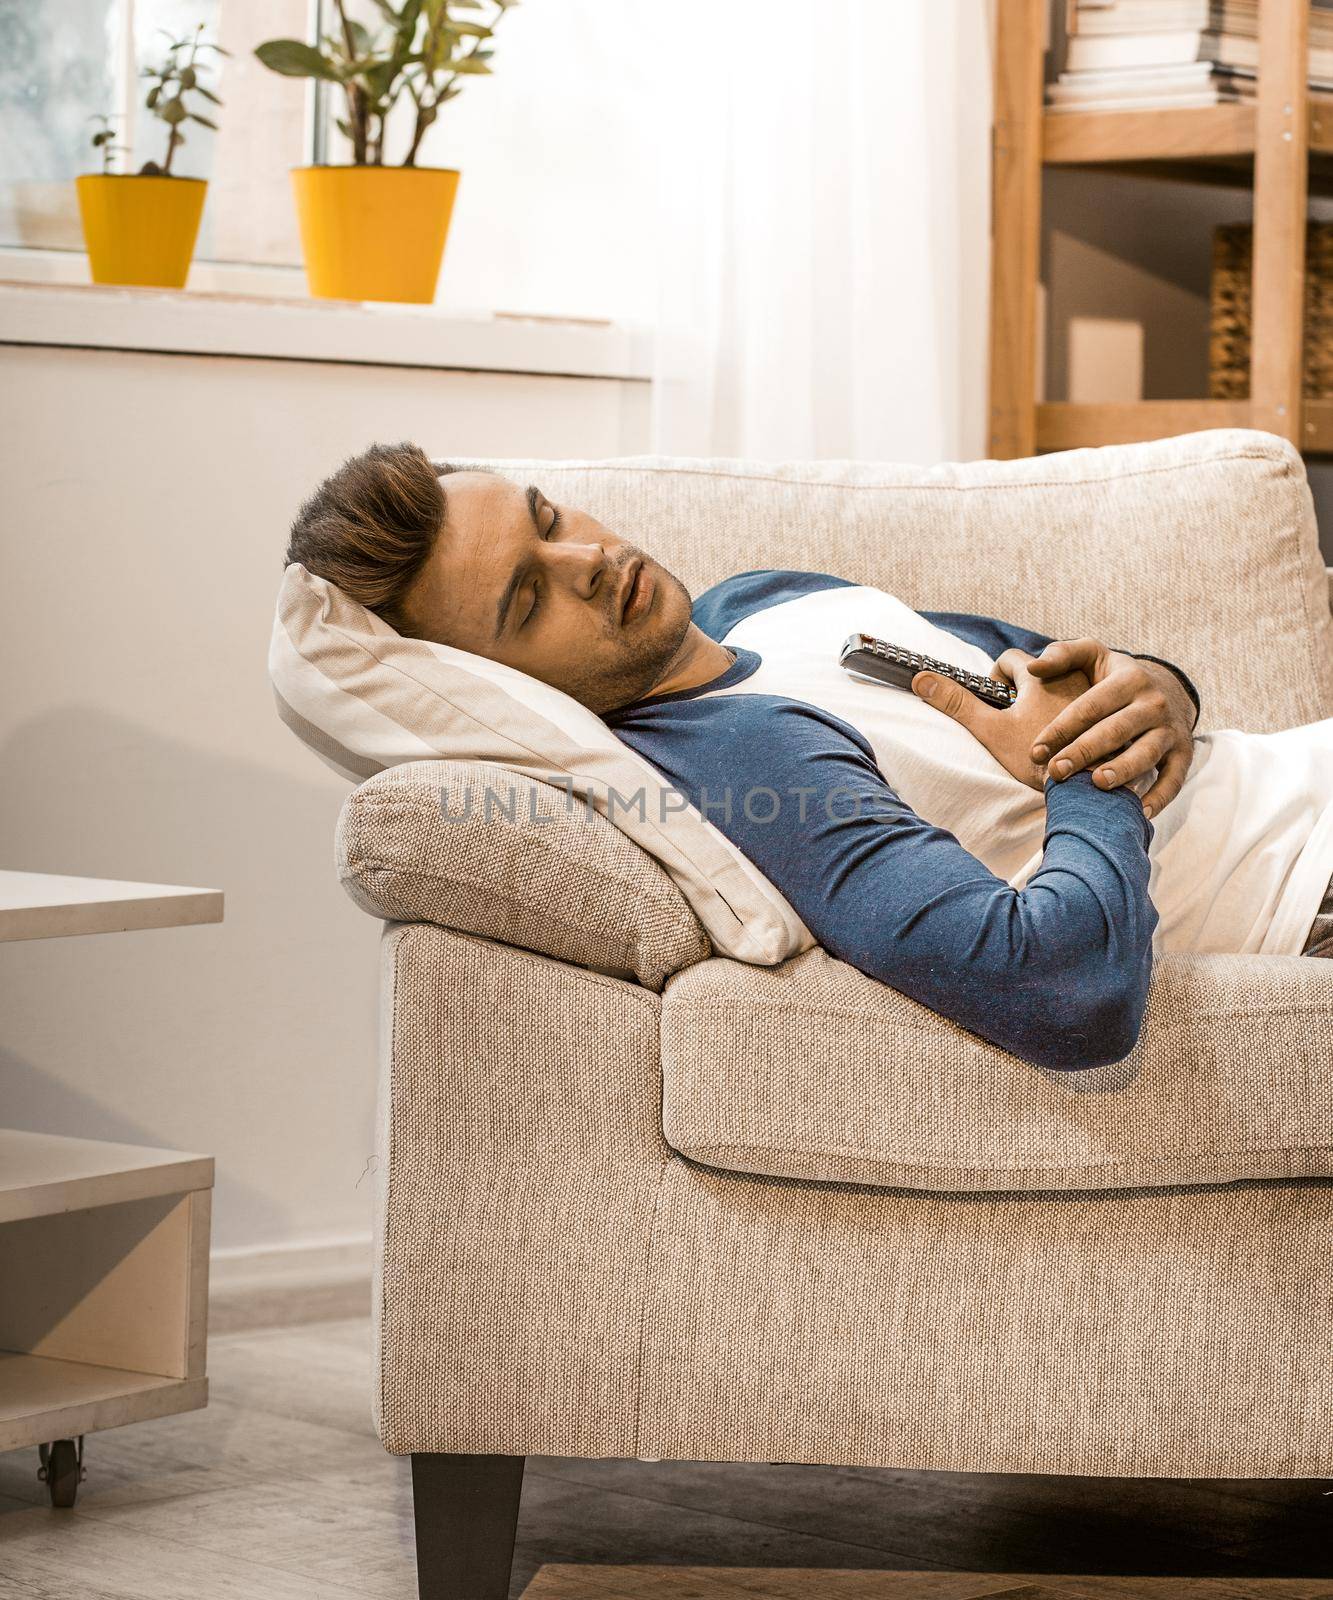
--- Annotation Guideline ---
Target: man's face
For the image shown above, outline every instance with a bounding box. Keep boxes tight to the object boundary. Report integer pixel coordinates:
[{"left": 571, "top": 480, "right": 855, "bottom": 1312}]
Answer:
[{"left": 397, "top": 471, "right": 694, "bottom": 713}]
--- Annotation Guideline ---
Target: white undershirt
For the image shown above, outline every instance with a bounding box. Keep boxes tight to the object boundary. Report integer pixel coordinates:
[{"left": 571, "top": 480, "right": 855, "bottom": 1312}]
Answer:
[{"left": 723, "top": 584, "right": 1333, "bottom": 957}]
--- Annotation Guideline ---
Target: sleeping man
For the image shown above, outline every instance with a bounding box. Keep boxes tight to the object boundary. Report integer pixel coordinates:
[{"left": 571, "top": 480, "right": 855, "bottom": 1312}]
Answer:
[{"left": 286, "top": 443, "right": 1333, "bottom": 1071}]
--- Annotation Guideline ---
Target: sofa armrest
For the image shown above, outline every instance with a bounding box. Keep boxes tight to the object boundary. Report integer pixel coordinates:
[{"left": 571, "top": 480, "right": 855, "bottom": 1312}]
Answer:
[
  {"left": 372, "top": 921, "right": 671, "bottom": 1455},
  {"left": 661, "top": 946, "right": 1333, "bottom": 1191},
  {"left": 336, "top": 759, "right": 710, "bottom": 990}
]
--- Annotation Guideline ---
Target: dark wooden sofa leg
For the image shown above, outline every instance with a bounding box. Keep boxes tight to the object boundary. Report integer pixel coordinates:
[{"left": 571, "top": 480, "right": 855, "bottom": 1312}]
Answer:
[{"left": 411, "top": 1452, "right": 525, "bottom": 1600}]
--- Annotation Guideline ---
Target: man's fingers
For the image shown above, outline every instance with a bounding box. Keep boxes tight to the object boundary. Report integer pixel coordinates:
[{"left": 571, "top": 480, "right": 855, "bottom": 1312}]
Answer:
[
  {"left": 1027, "top": 637, "right": 1106, "bottom": 681},
  {"left": 993, "top": 647, "right": 1034, "bottom": 688},
  {"left": 1087, "top": 726, "right": 1173, "bottom": 790},
  {"left": 1031, "top": 680, "right": 1140, "bottom": 767},
  {"left": 912, "top": 670, "right": 984, "bottom": 729},
  {"left": 1140, "top": 744, "right": 1193, "bottom": 820}
]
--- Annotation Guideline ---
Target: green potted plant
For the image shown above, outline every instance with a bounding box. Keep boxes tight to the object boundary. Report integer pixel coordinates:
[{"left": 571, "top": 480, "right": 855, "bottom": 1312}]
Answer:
[
  {"left": 255, "top": 0, "right": 515, "bottom": 304},
  {"left": 76, "top": 26, "right": 227, "bottom": 289}
]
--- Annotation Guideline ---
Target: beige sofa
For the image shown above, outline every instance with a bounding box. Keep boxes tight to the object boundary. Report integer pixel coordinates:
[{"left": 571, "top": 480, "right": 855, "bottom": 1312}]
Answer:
[{"left": 334, "top": 432, "right": 1333, "bottom": 1599}]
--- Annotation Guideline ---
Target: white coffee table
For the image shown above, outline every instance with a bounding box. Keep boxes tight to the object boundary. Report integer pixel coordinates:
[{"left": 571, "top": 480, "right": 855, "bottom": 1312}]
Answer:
[{"left": 0, "top": 870, "right": 222, "bottom": 1507}]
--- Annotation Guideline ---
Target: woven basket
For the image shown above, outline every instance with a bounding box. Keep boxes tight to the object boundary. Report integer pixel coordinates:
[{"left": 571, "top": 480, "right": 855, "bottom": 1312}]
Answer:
[{"left": 1209, "top": 221, "right": 1333, "bottom": 399}]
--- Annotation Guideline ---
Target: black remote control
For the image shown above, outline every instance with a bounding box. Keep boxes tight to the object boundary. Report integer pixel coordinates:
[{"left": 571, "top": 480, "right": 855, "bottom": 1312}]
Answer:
[{"left": 839, "top": 633, "right": 1017, "bottom": 709}]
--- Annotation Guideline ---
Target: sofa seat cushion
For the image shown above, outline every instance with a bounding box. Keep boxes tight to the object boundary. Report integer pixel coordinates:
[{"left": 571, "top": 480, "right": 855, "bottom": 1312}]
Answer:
[{"left": 660, "top": 947, "right": 1333, "bottom": 1192}]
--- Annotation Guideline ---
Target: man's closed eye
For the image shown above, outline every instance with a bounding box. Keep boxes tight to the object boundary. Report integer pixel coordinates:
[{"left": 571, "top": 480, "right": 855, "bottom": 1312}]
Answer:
[{"left": 523, "top": 506, "right": 562, "bottom": 620}]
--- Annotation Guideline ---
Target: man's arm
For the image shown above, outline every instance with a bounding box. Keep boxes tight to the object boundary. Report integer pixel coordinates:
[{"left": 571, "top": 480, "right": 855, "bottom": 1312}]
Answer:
[
  {"left": 921, "top": 610, "right": 1201, "bottom": 721},
  {"left": 615, "top": 695, "right": 1157, "bottom": 1072}
]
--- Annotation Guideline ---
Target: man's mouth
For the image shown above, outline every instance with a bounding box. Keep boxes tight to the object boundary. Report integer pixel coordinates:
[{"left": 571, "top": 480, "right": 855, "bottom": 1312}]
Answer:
[{"left": 618, "top": 558, "right": 654, "bottom": 624}]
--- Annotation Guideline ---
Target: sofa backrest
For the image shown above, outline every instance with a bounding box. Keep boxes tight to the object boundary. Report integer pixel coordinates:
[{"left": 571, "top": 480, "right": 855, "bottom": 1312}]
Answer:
[{"left": 461, "top": 429, "right": 1333, "bottom": 733}]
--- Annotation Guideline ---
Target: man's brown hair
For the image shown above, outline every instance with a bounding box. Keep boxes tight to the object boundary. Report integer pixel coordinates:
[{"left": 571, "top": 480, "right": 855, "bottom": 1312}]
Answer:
[{"left": 285, "top": 442, "right": 454, "bottom": 633}]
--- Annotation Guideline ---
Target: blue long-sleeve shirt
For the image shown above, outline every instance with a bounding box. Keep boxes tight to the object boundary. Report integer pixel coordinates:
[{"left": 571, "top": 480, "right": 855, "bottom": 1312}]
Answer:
[{"left": 605, "top": 570, "right": 1195, "bottom": 1071}]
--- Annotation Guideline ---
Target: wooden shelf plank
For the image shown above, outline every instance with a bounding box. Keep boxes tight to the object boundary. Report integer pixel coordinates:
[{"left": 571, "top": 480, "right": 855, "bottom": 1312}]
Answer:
[
  {"left": 0, "top": 1130, "right": 212, "bottom": 1224},
  {"left": 1036, "top": 400, "right": 1252, "bottom": 451},
  {"left": 0, "top": 1350, "right": 205, "bottom": 1451},
  {"left": 1045, "top": 101, "right": 1333, "bottom": 168},
  {"left": 1039, "top": 398, "right": 1333, "bottom": 455},
  {"left": 1044, "top": 104, "right": 1257, "bottom": 165},
  {"left": 0, "top": 870, "right": 222, "bottom": 943}
]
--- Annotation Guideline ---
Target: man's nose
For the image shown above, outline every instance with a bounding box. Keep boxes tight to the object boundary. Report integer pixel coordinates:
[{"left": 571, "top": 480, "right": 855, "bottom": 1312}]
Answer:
[{"left": 546, "top": 539, "right": 607, "bottom": 599}]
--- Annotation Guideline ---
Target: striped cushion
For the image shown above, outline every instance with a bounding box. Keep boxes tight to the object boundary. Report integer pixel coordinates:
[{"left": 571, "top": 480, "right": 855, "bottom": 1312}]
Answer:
[{"left": 268, "top": 562, "right": 811, "bottom": 966}]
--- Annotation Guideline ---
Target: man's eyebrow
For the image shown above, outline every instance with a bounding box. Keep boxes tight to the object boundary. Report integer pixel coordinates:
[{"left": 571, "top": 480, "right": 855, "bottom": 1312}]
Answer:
[{"left": 493, "top": 486, "right": 543, "bottom": 638}]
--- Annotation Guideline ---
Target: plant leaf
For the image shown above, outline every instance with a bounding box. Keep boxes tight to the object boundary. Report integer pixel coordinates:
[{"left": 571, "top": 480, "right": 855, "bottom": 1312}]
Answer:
[
  {"left": 189, "top": 112, "right": 218, "bottom": 128},
  {"left": 194, "top": 84, "right": 222, "bottom": 103},
  {"left": 161, "top": 95, "right": 187, "bottom": 123},
  {"left": 450, "top": 53, "right": 492, "bottom": 73},
  {"left": 363, "top": 61, "right": 400, "bottom": 101},
  {"left": 254, "top": 39, "right": 343, "bottom": 81}
]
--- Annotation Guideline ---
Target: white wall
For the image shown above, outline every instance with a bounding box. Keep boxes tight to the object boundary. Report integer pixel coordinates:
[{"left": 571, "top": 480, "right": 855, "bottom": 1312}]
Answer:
[{"left": 0, "top": 343, "right": 649, "bottom": 1257}]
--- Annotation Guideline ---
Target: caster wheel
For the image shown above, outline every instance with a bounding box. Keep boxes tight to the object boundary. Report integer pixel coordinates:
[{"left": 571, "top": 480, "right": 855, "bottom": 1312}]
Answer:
[{"left": 38, "top": 1438, "right": 84, "bottom": 1508}]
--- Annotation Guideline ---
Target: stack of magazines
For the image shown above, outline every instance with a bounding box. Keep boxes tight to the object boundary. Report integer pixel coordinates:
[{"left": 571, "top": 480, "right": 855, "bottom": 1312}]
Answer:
[{"left": 1049, "top": 0, "right": 1333, "bottom": 112}]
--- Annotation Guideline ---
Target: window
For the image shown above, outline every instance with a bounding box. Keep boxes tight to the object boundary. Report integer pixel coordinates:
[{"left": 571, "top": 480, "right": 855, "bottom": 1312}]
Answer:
[
  {"left": 0, "top": 0, "right": 659, "bottom": 320},
  {"left": 0, "top": 0, "right": 307, "bottom": 266},
  {"left": 0, "top": 0, "right": 120, "bottom": 250}
]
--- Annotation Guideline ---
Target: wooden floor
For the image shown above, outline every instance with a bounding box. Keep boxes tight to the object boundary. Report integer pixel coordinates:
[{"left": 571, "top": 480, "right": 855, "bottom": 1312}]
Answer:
[
  {"left": 528, "top": 1579, "right": 1331, "bottom": 1600},
  {"left": 0, "top": 1299, "right": 1329, "bottom": 1599}
]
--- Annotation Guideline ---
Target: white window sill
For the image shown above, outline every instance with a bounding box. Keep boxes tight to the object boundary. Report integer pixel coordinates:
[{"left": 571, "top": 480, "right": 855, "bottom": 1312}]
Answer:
[{"left": 0, "top": 256, "right": 653, "bottom": 382}]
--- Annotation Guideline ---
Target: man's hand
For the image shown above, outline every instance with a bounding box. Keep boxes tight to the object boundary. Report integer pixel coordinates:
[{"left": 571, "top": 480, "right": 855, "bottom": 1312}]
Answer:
[
  {"left": 1023, "top": 638, "right": 1197, "bottom": 819},
  {"left": 911, "top": 651, "right": 1091, "bottom": 793},
  {"left": 911, "top": 639, "right": 1197, "bottom": 819}
]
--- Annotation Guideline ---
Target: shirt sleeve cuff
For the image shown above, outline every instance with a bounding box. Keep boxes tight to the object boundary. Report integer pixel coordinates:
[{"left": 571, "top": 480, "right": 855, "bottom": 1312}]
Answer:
[
  {"left": 1127, "top": 652, "right": 1201, "bottom": 728},
  {"left": 1043, "top": 765, "right": 1153, "bottom": 847}
]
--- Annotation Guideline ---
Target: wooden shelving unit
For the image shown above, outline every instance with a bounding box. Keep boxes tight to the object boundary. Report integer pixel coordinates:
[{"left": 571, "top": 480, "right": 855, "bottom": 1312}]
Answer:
[
  {"left": 989, "top": 0, "right": 1327, "bottom": 457},
  {"left": 0, "top": 1131, "right": 214, "bottom": 1456},
  {"left": 0, "top": 870, "right": 221, "bottom": 1506}
]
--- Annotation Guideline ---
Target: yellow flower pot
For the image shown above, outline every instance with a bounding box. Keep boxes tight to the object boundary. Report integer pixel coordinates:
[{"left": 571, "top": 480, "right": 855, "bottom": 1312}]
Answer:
[
  {"left": 291, "top": 165, "right": 460, "bottom": 304},
  {"left": 75, "top": 175, "right": 206, "bottom": 289}
]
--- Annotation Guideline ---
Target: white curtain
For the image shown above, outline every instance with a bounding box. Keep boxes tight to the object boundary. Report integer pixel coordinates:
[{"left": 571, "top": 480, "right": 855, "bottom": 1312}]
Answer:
[{"left": 650, "top": 0, "right": 994, "bottom": 464}]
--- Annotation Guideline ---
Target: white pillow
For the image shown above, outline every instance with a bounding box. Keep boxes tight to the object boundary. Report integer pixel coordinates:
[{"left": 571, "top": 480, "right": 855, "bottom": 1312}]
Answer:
[{"left": 269, "top": 562, "right": 812, "bottom": 965}]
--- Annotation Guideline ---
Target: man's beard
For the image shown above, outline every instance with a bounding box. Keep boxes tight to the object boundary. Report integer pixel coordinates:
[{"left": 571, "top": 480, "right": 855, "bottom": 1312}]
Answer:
[{"left": 574, "top": 562, "right": 694, "bottom": 714}]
